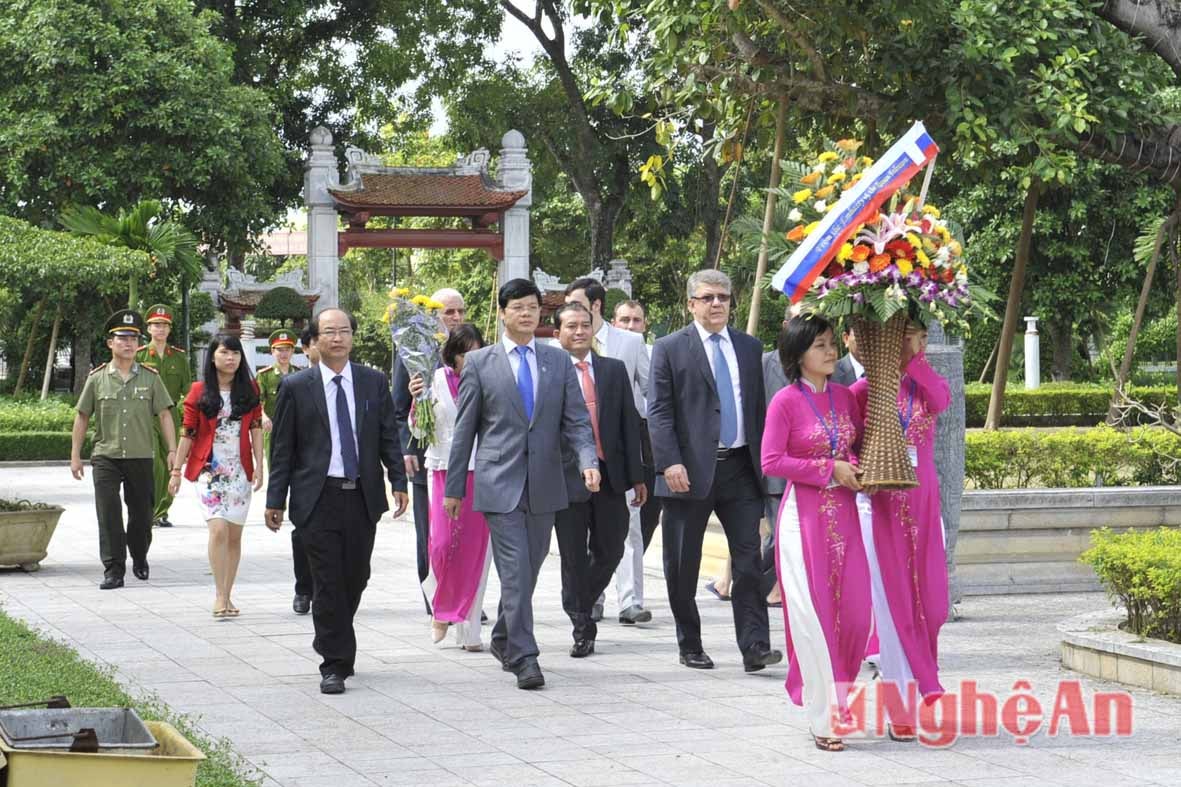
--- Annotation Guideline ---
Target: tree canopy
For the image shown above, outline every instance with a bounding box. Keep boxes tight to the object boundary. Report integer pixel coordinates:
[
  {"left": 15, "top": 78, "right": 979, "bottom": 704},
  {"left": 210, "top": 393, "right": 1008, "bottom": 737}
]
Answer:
[{"left": 0, "top": 216, "right": 147, "bottom": 298}]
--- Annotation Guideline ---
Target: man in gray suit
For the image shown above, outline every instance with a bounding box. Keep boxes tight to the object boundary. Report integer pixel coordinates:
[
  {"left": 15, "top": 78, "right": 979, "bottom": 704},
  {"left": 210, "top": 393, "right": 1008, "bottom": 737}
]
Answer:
[{"left": 444, "top": 278, "right": 600, "bottom": 690}]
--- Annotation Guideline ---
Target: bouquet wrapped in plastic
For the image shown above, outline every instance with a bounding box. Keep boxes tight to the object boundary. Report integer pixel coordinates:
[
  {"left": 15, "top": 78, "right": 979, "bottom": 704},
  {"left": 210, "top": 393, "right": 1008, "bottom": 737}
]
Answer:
[
  {"left": 384, "top": 288, "right": 447, "bottom": 448},
  {"left": 766, "top": 124, "right": 992, "bottom": 492}
]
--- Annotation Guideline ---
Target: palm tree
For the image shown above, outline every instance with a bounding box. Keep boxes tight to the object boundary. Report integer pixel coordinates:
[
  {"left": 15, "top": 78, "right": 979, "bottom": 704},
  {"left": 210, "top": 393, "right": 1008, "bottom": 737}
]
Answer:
[{"left": 59, "top": 199, "right": 203, "bottom": 309}]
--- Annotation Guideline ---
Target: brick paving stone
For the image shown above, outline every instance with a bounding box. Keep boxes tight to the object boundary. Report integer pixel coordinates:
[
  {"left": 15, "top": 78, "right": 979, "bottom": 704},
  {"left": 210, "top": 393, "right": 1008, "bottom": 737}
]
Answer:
[{"left": 2, "top": 465, "right": 1180, "bottom": 786}]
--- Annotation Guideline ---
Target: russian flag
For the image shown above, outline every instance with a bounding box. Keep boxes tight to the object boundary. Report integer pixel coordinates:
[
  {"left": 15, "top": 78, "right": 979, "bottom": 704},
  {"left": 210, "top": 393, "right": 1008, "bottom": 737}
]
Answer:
[{"left": 771, "top": 122, "right": 940, "bottom": 303}]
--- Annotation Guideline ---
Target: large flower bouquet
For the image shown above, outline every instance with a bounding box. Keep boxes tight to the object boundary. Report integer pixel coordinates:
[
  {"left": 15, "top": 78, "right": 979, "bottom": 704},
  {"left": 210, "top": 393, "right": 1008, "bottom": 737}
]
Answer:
[
  {"left": 763, "top": 132, "right": 991, "bottom": 492},
  {"left": 384, "top": 289, "right": 447, "bottom": 449}
]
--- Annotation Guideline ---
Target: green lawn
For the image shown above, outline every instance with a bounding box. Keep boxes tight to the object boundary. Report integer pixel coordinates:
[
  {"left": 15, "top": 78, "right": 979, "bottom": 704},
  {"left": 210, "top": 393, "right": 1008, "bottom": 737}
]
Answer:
[{"left": 0, "top": 608, "right": 260, "bottom": 787}]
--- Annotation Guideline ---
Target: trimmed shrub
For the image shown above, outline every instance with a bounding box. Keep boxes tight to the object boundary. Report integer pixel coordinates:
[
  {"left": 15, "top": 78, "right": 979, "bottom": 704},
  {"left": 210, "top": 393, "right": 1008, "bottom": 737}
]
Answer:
[
  {"left": 0, "top": 398, "right": 77, "bottom": 432},
  {"left": 0, "top": 432, "right": 92, "bottom": 460},
  {"left": 1080, "top": 527, "right": 1181, "bottom": 644},
  {"left": 963, "top": 383, "right": 1175, "bottom": 427},
  {"left": 254, "top": 286, "right": 310, "bottom": 324},
  {"left": 965, "top": 425, "right": 1181, "bottom": 489}
]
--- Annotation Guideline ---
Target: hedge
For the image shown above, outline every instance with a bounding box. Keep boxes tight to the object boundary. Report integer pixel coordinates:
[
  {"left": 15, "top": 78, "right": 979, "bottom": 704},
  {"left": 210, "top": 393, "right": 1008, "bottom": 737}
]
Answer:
[
  {"left": 1080, "top": 527, "right": 1181, "bottom": 645},
  {"left": 0, "top": 398, "right": 77, "bottom": 432},
  {"left": 965, "top": 425, "right": 1181, "bottom": 489},
  {"left": 963, "top": 383, "right": 1175, "bottom": 427},
  {"left": 0, "top": 432, "right": 92, "bottom": 460}
]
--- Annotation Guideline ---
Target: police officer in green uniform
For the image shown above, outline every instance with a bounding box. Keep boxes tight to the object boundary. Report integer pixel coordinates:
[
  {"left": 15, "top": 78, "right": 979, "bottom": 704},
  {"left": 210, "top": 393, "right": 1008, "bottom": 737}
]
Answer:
[
  {"left": 71, "top": 310, "right": 176, "bottom": 589},
  {"left": 135, "top": 304, "right": 192, "bottom": 528}
]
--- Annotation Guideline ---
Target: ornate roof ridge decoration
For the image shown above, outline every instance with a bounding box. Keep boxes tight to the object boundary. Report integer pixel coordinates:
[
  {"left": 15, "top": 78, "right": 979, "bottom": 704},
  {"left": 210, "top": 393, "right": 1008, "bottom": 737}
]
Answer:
[
  {"left": 220, "top": 268, "right": 321, "bottom": 302},
  {"left": 532, "top": 258, "right": 634, "bottom": 298}
]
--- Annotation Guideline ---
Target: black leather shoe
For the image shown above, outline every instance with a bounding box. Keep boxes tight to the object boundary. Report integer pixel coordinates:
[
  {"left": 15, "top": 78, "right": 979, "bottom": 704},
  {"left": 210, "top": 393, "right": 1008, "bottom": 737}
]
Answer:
[
  {"left": 132, "top": 562, "right": 149, "bottom": 581},
  {"left": 618, "top": 605, "right": 652, "bottom": 624},
  {"left": 743, "top": 646, "right": 784, "bottom": 673},
  {"left": 679, "top": 650, "right": 715, "bottom": 670},
  {"left": 319, "top": 674, "right": 346, "bottom": 694},
  {"left": 490, "top": 642, "right": 512, "bottom": 671},
  {"left": 570, "top": 639, "right": 595, "bottom": 658},
  {"left": 515, "top": 659, "right": 545, "bottom": 690},
  {"left": 155, "top": 518, "right": 173, "bottom": 528},
  {"left": 481, "top": 610, "right": 488, "bottom": 623},
  {"left": 99, "top": 576, "right": 124, "bottom": 590},
  {"left": 292, "top": 594, "right": 311, "bottom": 615}
]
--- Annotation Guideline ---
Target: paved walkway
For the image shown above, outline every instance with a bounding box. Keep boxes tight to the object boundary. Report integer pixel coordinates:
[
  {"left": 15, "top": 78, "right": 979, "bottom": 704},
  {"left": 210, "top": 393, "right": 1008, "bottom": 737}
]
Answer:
[{"left": 1, "top": 465, "right": 1180, "bottom": 787}]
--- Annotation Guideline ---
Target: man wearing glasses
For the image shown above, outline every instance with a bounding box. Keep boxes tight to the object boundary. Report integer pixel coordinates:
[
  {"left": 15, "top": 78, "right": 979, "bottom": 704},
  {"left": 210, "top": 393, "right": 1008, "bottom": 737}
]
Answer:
[
  {"left": 71, "top": 310, "right": 176, "bottom": 589},
  {"left": 648, "top": 270, "right": 781, "bottom": 673}
]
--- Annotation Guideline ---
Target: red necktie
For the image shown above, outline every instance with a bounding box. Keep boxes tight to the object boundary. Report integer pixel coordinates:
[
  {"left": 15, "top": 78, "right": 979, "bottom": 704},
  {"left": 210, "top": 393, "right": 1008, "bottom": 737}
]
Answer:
[{"left": 576, "top": 360, "right": 605, "bottom": 460}]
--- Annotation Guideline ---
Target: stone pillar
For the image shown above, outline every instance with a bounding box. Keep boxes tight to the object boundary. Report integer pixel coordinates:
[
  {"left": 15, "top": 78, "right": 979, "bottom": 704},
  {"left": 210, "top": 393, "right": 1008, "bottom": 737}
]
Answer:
[
  {"left": 304, "top": 126, "right": 340, "bottom": 314},
  {"left": 926, "top": 320, "right": 966, "bottom": 617},
  {"left": 498, "top": 130, "right": 532, "bottom": 286},
  {"left": 1024, "top": 316, "right": 1040, "bottom": 390}
]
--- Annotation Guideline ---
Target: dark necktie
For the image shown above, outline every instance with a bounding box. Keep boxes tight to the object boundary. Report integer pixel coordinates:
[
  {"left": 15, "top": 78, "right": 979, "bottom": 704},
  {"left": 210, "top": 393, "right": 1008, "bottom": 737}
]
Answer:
[
  {"left": 333, "top": 373, "right": 359, "bottom": 480},
  {"left": 515, "top": 345, "right": 534, "bottom": 420}
]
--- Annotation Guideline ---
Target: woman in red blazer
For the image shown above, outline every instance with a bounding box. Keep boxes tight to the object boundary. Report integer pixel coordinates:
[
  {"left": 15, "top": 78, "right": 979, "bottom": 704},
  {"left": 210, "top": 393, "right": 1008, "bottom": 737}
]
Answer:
[{"left": 168, "top": 334, "right": 264, "bottom": 618}]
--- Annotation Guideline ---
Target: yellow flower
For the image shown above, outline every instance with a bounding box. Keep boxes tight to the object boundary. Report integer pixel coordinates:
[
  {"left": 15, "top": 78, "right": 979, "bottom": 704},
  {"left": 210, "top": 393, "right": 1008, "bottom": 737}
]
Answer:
[
  {"left": 905, "top": 232, "right": 922, "bottom": 249},
  {"left": 837, "top": 243, "right": 854, "bottom": 262},
  {"left": 792, "top": 188, "right": 813, "bottom": 204},
  {"left": 392, "top": 287, "right": 411, "bottom": 298},
  {"left": 425, "top": 299, "right": 446, "bottom": 310},
  {"left": 434, "top": 332, "right": 447, "bottom": 342},
  {"left": 818, "top": 151, "right": 839, "bottom": 163},
  {"left": 411, "top": 294, "right": 430, "bottom": 306},
  {"left": 949, "top": 240, "right": 963, "bottom": 256},
  {"left": 803, "top": 221, "right": 820, "bottom": 236},
  {"left": 958, "top": 265, "right": 968, "bottom": 277},
  {"left": 827, "top": 171, "right": 847, "bottom": 184},
  {"left": 916, "top": 249, "right": 931, "bottom": 267},
  {"left": 381, "top": 309, "right": 391, "bottom": 324},
  {"left": 896, "top": 258, "right": 913, "bottom": 276},
  {"left": 923, "top": 205, "right": 941, "bottom": 219},
  {"left": 860, "top": 156, "right": 874, "bottom": 167}
]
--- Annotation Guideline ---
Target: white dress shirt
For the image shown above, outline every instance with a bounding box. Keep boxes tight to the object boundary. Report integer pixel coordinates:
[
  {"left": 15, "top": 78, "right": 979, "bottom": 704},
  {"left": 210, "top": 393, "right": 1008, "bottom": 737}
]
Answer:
[
  {"left": 597, "top": 321, "right": 648, "bottom": 418},
  {"left": 502, "top": 335, "right": 539, "bottom": 402},
  {"left": 321, "top": 362, "right": 358, "bottom": 478},
  {"left": 569, "top": 350, "right": 595, "bottom": 381},
  {"left": 849, "top": 354, "right": 865, "bottom": 379},
  {"left": 693, "top": 322, "right": 746, "bottom": 448}
]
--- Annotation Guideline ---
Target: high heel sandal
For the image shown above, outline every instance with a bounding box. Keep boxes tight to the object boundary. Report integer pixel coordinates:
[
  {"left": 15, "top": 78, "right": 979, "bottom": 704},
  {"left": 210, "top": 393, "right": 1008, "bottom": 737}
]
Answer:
[
  {"left": 812, "top": 733, "right": 845, "bottom": 752},
  {"left": 431, "top": 620, "right": 450, "bottom": 643},
  {"left": 888, "top": 724, "right": 917, "bottom": 742},
  {"left": 224, "top": 603, "right": 240, "bottom": 618}
]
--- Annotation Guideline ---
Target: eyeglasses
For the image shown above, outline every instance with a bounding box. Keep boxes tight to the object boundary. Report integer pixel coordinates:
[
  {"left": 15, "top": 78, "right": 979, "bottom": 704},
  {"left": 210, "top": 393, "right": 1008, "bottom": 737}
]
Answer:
[
  {"left": 319, "top": 329, "right": 353, "bottom": 339},
  {"left": 691, "top": 293, "right": 732, "bottom": 304},
  {"left": 504, "top": 303, "right": 539, "bottom": 314}
]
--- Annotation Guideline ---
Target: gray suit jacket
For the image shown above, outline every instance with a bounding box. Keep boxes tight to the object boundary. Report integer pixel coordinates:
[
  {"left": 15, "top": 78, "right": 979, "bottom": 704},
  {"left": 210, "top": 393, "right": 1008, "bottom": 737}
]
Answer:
[
  {"left": 832, "top": 354, "right": 862, "bottom": 387},
  {"left": 761, "top": 349, "right": 790, "bottom": 496},
  {"left": 600, "top": 322, "right": 650, "bottom": 416},
  {"left": 445, "top": 341, "right": 597, "bottom": 515}
]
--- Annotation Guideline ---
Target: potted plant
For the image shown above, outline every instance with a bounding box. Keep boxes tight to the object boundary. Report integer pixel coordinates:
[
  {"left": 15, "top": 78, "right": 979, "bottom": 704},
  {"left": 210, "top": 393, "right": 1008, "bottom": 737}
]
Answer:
[{"left": 0, "top": 499, "right": 64, "bottom": 572}]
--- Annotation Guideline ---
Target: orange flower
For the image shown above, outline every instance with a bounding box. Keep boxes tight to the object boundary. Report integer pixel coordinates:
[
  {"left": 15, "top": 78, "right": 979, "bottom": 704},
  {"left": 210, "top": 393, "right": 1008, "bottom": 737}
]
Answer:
[
  {"left": 869, "top": 253, "right": 892, "bottom": 272},
  {"left": 800, "top": 171, "right": 822, "bottom": 186},
  {"left": 786, "top": 225, "right": 806, "bottom": 242},
  {"left": 814, "top": 185, "right": 836, "bottom": 199},
  {"left": 850, "top": 245, "right": 872, "bottom": 262}
]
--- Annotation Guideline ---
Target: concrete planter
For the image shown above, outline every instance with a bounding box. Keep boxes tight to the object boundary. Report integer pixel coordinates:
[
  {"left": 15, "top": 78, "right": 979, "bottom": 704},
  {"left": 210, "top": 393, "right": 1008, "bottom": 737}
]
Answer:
[
  {"left": 0, "top": 505, "right": 64, "bottom": 571},
  {"left": 1059, "top": 609, "right": 1181, "bottom": 695}
]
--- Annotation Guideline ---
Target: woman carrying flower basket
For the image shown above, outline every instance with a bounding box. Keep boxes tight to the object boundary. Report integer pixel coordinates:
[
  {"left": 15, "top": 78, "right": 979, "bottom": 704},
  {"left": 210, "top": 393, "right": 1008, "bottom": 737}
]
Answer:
[
  {"left": 853, "top": 323, "right": 951, "bottom": 741},
  {"left": 762, "top": 315, "right": 869, "bottom": 753}
]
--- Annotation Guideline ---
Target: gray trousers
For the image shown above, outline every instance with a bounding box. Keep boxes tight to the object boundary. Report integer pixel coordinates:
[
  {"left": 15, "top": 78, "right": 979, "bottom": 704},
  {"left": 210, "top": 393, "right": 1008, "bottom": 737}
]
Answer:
[{"left": 486, "top": 488, "right": 553, "bottom": 668}]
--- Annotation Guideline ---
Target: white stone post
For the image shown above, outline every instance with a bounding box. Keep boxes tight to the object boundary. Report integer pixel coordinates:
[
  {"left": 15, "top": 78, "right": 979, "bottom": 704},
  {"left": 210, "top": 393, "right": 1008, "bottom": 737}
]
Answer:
[
  {"left": 304, "top": 126, "right": 341, "bottom": 314},
  {"left": 1024, "top": 316, "right": 1040, "bottom": 390},
  {"left": 498, "top": 130, "right": 532, "bottom": 285}
]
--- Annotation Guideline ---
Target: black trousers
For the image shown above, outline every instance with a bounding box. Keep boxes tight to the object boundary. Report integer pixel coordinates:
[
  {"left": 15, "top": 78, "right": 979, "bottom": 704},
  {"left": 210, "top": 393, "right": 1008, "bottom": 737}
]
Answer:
[
  {"left": 638, "top": 422, "right": 661, "bottom": 549},
  {"left": 554, "top": 468, "right": 629, "bottom": 642},
  {"left": 661, "top": 452, "right": 769, "bottom": 656},
  {"left": 91, "top": 456, "right": 154, "bottom": 578},
  {"left": 301, "top": 484, "right": 376, "bottom": 679},
  {"left": 410, "top": 455, "right": 431, "bottom": 614},
  {"left": 291, "top": 528, "right": 313, "bottom": 598}
]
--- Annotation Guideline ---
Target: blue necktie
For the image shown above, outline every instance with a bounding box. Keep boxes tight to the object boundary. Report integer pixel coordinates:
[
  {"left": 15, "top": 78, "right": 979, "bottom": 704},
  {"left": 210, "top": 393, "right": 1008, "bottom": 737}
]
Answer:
[
  {"left": 515, "top": 345, "right": 534, "bottom": 421},
  {"left": 333, "top": 374, "right": 359, "bottom": 480},
  {"left": 710, "top": 333, "right": 738, "bottom": 447}
]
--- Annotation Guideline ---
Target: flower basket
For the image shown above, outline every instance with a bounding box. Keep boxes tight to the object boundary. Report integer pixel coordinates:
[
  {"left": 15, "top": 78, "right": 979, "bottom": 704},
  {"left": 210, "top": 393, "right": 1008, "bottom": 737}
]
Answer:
[{"left": 850, "top": 313, "right": 917, "bottom": 492}]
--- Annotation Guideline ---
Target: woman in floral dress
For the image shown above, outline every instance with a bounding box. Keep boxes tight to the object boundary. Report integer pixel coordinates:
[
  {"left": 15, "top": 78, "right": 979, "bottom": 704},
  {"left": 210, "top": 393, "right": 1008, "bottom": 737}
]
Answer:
[
  {"left": 851, "top": 323, "right": 950, "bottom": 739},
  {"left": 761, "top": 315, "right": 869, "bottom": 752},
  {"left": 170, "top": 334, "right": 264, "bottom": 618}
]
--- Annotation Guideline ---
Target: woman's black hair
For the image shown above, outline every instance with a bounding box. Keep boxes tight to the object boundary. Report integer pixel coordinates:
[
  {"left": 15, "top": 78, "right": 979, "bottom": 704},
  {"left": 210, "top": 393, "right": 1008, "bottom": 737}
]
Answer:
[
  {"left": 442, "top": 323, "right": 485, "bottom": 369},
  {"left": 199, "top": 333, "right": 259, "bottom": 420},
  {"left": 778, "top": 314, "right": 834, "bottom": 384}
]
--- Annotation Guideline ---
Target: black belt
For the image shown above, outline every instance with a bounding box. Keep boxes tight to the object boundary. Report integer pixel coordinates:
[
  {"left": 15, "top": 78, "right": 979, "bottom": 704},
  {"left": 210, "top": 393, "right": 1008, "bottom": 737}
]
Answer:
[
  {"left": 716, "top": 447, "right": 746, "bottom": 460},
  {"left": 325, "top": 477, "right": 358, "bottom": 490}
]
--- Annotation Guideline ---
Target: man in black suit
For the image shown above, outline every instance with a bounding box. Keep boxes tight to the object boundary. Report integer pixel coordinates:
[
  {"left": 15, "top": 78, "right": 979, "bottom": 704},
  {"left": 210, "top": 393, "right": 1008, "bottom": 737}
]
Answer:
[
  {"left": 649, "top": 269, "right": 782, "bottom": 672},
  {"left": 265, "top": 308, "right": 409, "bottom": 695},
  {"left": 831, "top": 323, "right": 865, "bottom": 386},
  {"left": 552, "top": 303, "right": 647, "bottom": 658},
  {"left": 393, "top": 288, "right": 467, "bottom": 614}
]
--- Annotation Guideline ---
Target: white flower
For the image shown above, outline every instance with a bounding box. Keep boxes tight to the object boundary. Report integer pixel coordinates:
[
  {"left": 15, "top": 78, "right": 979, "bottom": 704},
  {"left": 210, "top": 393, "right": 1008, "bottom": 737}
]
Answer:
[
  {"left": 813, "top": 200, "right": 827, "bottom": 213},
  {"left": 788, "top": 208, "right": 803, "bottom": 222},
  {"left": 936, "top": 246, "right": 951, "bottom": 264},
  {"left": 852, "top": 261, "right": 869, "bottom": 275},
  {"left": 833, "top": 163, "right": 847, "bottom": 174},
  {"left": 812, "top": 163, "right": 827, "bottom": 173}
]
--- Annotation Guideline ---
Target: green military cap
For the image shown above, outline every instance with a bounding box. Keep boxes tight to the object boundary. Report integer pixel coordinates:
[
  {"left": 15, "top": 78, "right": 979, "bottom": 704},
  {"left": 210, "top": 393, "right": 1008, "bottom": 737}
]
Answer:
[
  {"left": 145, "top": 304, "right": 174, "bottom": 324},
  {"left": 106, "top": 309, "right": 144, "bottom": 337},
  {"left": 269, "top": 329, "right": 296, "bottom": 348}
]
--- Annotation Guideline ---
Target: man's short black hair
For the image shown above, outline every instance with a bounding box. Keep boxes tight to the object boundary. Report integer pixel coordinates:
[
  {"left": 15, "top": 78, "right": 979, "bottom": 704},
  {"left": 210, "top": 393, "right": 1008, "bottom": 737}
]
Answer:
[
  {"left": 553, "top": 301, "right": 591, "bottom": 330},
  {"left": 565, "top": 277, "right": 606, "bottom": 312},
  {"left": 300, "top": 327, "right": 314, "bottom": 347},
  {"left": 498, "top": 278, "right": 542, "bottom": 309},
  {"left": 310, "top": 308, "right": 357, "bottom": 338}
]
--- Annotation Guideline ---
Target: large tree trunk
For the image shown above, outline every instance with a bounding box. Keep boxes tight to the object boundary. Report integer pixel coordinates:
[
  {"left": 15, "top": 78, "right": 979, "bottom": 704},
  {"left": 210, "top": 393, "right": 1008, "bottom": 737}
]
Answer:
[
  {"left": 72, "top": 332, "right": 92, "bottom": 396},
  {"left": 985, "top": 180, "right": 1042, "bottom": 430},
  {"left": 40, "top": 306, "right": 62, "bottom": 400},
  {"left": 1049, "top": 319, "right": 1074, "bottom": 381},
  {"left": 13, "top": 297, "right": 48, "bottom": 397},
  {"left": 699, "top": 136, "right": 730, "bottom": 270},
  {"left": 745, "top": 98, "right": 787, "bottom": 336}
]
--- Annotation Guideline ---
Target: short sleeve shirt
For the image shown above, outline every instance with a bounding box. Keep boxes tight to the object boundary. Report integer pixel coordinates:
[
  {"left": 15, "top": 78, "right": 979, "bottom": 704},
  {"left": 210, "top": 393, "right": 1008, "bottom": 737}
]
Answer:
[
  {"left": 77, "top": 363, "right": 174, "bottom": 459},
  {"left": 135, "top": 344, "right": 191, "bottom": 406},
  {"left": 257, "top": 365, "right": 293, "bottom": 419}
]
